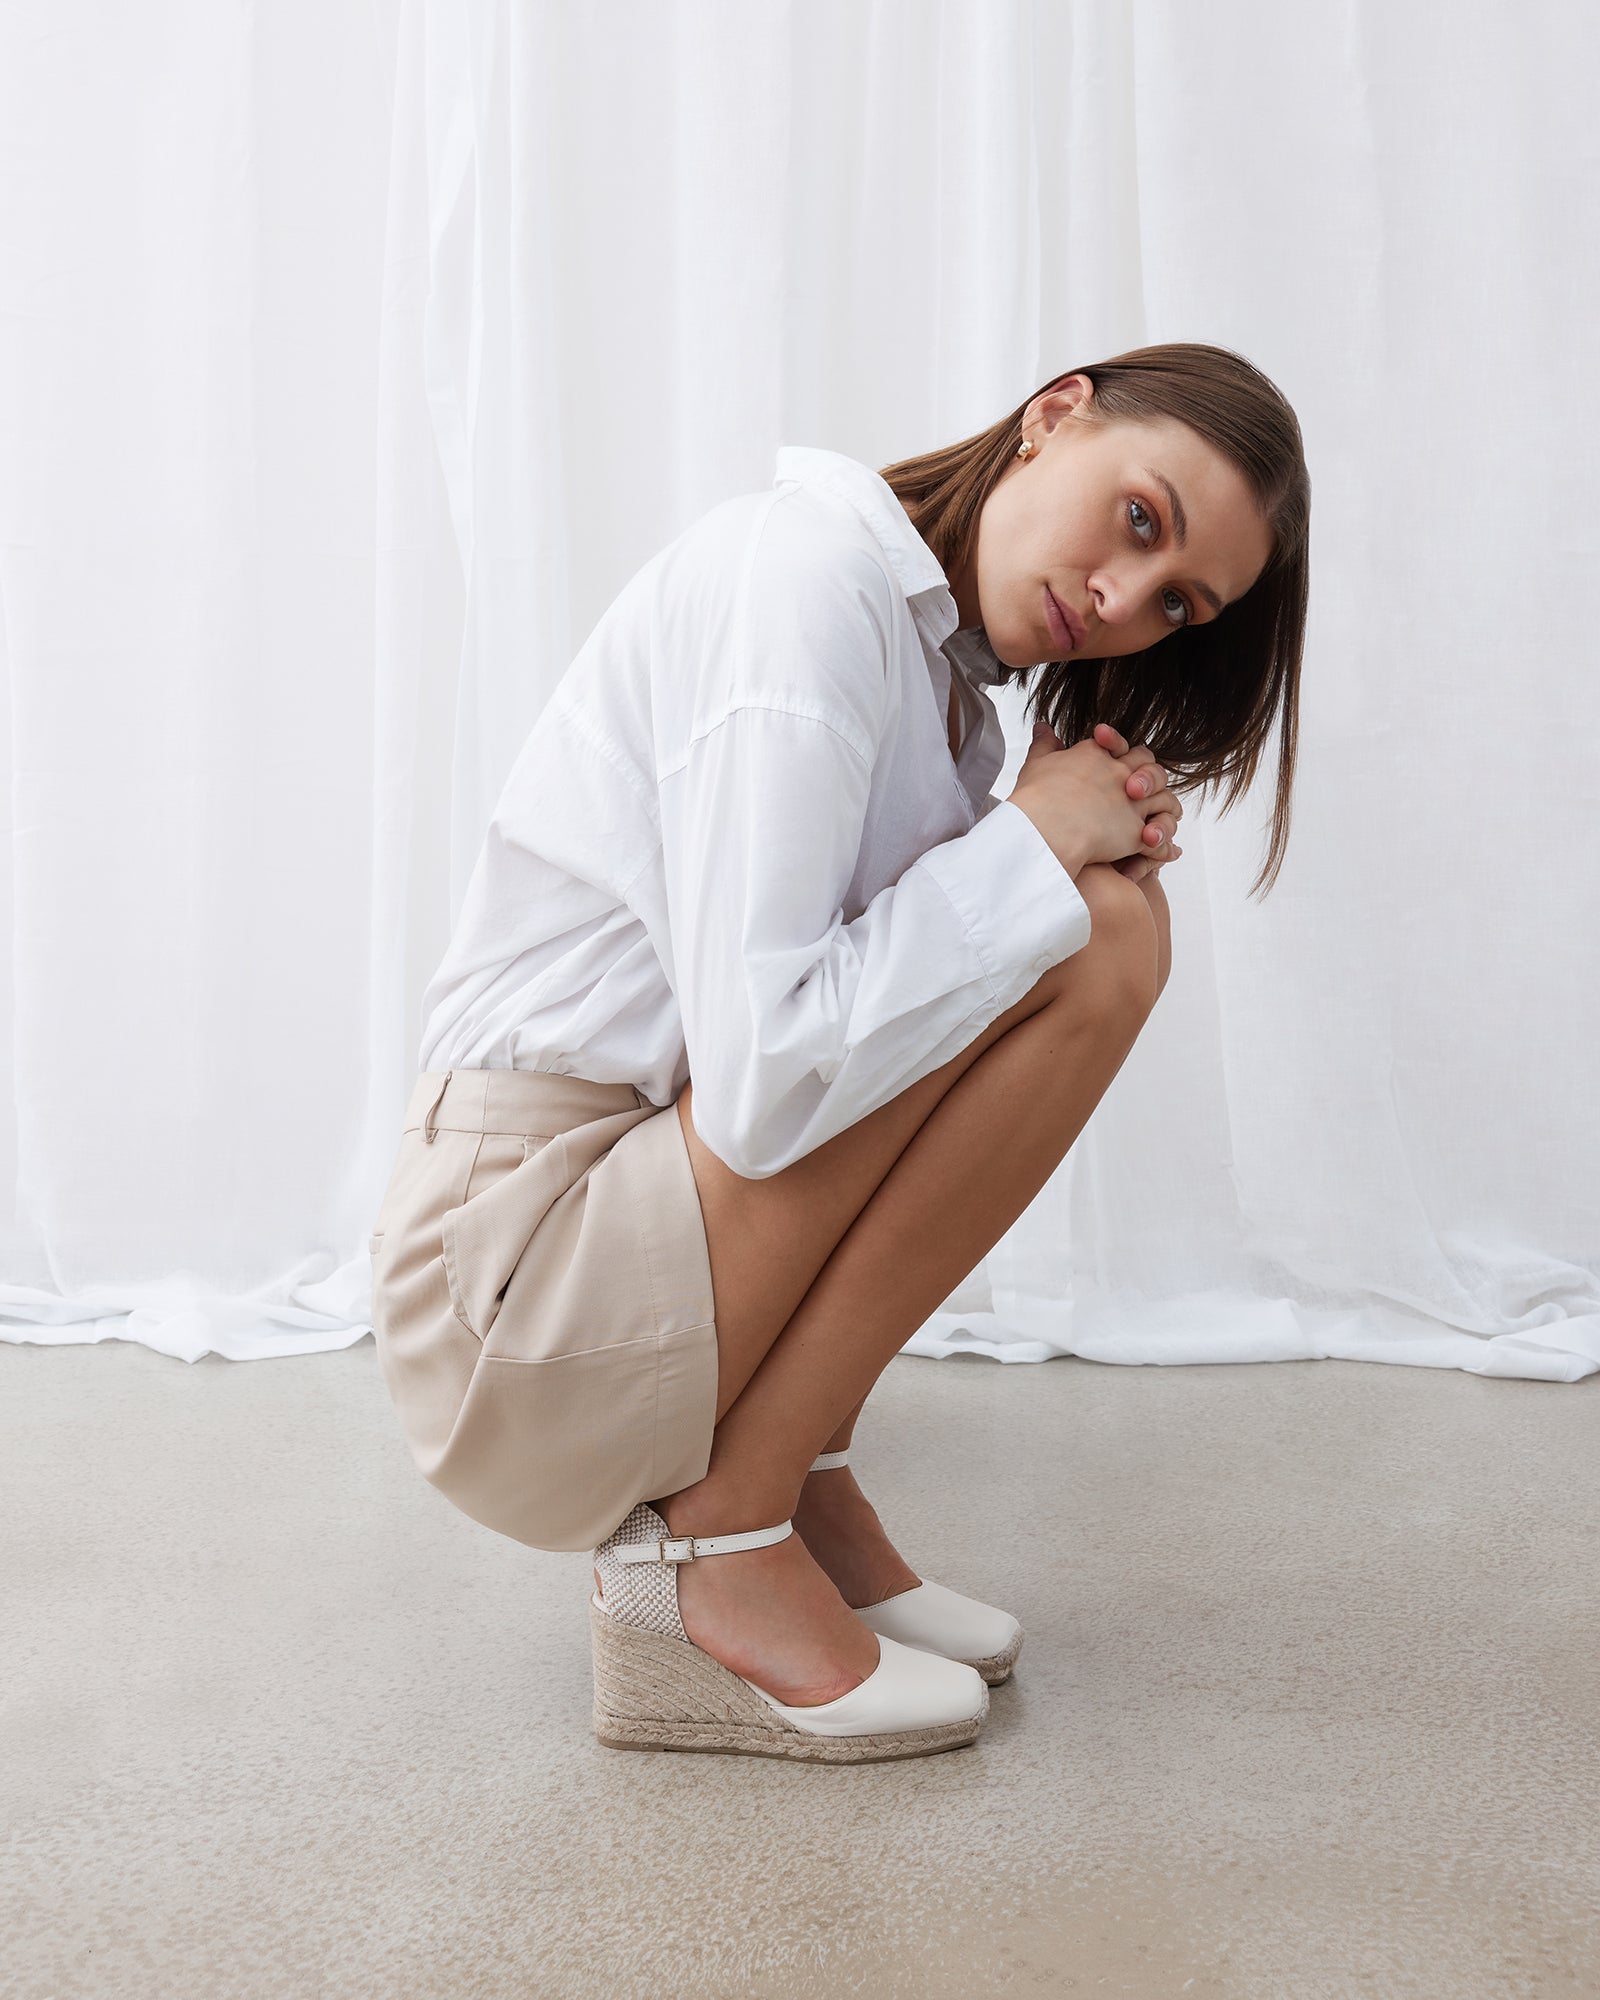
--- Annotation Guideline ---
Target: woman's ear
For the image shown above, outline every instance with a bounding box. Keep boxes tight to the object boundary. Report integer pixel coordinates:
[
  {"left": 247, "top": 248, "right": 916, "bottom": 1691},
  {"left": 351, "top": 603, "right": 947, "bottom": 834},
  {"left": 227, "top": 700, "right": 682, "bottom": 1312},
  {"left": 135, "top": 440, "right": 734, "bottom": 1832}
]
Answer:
[{"left": 1032, "top": 374, "right": 1094, "bottom": 435}]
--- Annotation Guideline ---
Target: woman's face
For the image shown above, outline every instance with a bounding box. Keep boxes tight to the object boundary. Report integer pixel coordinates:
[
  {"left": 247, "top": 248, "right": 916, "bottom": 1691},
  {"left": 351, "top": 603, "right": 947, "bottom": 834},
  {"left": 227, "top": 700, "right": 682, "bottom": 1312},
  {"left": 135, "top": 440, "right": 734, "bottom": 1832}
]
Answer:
[{"left": 950, "top": 375, "right": 1276, "bottom": 667}]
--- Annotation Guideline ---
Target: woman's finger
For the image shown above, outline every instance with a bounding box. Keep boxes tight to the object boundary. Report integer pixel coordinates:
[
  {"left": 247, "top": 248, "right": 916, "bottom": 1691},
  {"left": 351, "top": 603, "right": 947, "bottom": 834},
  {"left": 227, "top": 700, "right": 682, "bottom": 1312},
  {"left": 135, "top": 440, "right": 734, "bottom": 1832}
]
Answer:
[
  {"left": 1140, "top": 808, "right": 1179, "bottom": 848},
  {"left": 1128, "top": 772, "right": 1184, "bottom": 820},
  {"left": 1134, "top": 780, "right": 1182, "bottom": 830},
  {"left": 1121, "top": 751, "right": 1170, "bottom": 799}
]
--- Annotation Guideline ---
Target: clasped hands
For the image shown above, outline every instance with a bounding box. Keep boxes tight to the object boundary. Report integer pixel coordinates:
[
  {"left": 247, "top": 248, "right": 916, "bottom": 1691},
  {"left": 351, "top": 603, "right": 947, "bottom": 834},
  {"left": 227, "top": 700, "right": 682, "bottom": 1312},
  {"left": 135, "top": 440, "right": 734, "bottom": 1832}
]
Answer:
[{"left": 1036, "top": 719, "right": 1183, "bottom": 885}]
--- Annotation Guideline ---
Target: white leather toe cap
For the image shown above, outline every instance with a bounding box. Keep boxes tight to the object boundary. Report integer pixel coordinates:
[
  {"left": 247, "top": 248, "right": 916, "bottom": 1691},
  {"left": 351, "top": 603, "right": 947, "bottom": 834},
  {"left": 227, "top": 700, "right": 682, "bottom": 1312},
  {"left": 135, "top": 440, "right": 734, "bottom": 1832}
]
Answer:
[
  {"left": 853, "top": 1579, "right": 1022, "bottom": 1663},
  {"left": 738, "top": 1634, "right": 988, "bottom": 1737}
]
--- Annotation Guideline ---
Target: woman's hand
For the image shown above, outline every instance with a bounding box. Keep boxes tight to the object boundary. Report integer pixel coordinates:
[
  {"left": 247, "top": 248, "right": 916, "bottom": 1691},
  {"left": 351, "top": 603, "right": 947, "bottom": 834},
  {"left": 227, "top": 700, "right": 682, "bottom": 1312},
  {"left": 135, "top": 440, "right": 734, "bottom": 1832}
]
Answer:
[
  {"left": 1012, "top": 719, "right": 1184, "bottom": 876},
  {"left": 1085, "top": 721, "right": 1182, "bottom": 880}
]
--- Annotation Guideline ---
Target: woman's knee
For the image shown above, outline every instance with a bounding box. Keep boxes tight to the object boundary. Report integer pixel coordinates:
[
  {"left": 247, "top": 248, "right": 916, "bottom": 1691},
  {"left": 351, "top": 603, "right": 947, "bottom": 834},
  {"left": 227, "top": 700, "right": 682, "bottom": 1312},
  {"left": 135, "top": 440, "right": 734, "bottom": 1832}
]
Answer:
[
  {"left": 1137, "top": 869, "right": 1172, "bottom": 999},
  {"left": 1063, "top": 862, "right": 1162, "bottom": 1017}
]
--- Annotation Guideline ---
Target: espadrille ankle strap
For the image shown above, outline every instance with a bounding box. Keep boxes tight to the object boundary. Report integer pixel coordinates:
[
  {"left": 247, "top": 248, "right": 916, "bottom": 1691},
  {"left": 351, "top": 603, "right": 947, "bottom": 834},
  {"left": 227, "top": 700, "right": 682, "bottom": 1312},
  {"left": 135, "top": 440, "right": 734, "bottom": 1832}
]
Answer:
[
  {"left": 810, "top": 1450, "right": 850, "bottom": 1471},
  {"left": 613, "top": 1521, "right": 794, "bottom": 1566}
]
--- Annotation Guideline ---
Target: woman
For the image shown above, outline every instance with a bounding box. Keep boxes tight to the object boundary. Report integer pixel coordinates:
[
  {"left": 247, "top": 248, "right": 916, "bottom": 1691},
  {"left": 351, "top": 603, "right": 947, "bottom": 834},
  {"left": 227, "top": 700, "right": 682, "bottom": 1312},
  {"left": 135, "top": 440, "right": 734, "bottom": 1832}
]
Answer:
[{"left": 367, "top": 341, "right": 1310, "bottom": 1764}]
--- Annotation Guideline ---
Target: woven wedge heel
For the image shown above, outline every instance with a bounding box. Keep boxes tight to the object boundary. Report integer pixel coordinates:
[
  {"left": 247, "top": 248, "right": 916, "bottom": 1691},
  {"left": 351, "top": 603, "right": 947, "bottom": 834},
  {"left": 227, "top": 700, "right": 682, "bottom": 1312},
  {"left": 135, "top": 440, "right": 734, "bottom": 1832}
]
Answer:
[
  {"left": 806, "top": 1451, "right": 1025, "bottom": 1685},
  {"left": 589, "top": 1501, "right": 988, "bottom": 1762}
]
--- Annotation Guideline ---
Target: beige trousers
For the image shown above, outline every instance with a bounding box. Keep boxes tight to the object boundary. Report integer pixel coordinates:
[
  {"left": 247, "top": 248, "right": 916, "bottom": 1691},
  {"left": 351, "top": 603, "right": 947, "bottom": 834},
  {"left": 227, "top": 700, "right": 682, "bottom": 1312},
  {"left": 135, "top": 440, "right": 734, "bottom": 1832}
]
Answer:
[{"left": 367, "top": 1068, "right": 718, "bottom": 1552}]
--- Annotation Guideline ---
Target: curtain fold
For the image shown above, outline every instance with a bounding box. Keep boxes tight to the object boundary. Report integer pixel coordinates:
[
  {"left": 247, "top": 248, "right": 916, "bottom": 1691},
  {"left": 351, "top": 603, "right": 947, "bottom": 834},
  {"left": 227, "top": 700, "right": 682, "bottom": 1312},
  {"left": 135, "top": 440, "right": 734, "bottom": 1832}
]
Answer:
[{"left": 1, "top": 0, "right": 1594, "bottom": 1379}]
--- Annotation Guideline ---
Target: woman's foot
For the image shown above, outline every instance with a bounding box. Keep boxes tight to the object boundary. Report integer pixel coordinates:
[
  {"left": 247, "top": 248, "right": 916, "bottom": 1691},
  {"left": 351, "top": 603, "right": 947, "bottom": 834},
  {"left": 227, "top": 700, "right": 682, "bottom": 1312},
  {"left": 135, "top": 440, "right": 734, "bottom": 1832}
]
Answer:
[
  {"left": 791, "top": 1463, "right": 922, "bottom": 1611},
  {"left": 624, "top": 1490, "right": 883, "bottom": 1708}
]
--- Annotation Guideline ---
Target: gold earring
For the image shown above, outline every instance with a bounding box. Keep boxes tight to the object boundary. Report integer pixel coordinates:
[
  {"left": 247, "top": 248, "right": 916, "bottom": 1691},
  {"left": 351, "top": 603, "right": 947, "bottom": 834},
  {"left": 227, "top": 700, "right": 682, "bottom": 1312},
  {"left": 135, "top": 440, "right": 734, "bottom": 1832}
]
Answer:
[{"left": 1016, "top": 439, "right": 1036, "bottom": 460}]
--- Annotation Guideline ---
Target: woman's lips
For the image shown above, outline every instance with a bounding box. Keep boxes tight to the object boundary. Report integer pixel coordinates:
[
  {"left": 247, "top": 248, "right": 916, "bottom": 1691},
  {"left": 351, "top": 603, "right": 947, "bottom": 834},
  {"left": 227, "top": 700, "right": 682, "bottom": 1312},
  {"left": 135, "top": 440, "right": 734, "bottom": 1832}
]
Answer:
[{"left": 1044, "top": 584, "right": 1085, "bottom": 652}]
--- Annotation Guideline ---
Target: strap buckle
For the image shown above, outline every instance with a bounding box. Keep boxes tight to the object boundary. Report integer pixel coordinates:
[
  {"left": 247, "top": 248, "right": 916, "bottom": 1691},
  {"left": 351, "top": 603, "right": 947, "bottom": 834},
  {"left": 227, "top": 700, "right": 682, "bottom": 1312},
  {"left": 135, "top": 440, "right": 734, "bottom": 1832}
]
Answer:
[{"left": 656, "top": 1536, "right": 697, "bottom": 1564}]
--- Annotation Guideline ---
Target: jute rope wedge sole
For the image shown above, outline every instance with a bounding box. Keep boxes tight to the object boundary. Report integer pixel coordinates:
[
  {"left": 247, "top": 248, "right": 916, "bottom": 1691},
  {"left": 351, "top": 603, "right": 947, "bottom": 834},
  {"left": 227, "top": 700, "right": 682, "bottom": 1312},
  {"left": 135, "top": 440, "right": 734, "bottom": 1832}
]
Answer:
[
  {"left": 588, "top": 1601, "right": 986, "bottom": 1762},
  {"left": 808, "top": 1450, "right": 1025, "bottom": 1686},
  {"left": 590, "top": 1501, "right": 988, "bottom": 1762}
]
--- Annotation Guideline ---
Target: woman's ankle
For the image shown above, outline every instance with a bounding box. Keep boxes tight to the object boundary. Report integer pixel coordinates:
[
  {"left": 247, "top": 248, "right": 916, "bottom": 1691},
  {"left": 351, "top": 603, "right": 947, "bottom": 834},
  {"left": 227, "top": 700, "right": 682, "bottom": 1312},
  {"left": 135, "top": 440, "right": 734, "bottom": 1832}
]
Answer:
[
  {"left": 671, "top": 1532, "right": 880, "bottom": 1704},
  {"left": 791, "top": 1471, "right": 921, "bottom": 1607},
  {"left": 656, "top": 1475, "right": 797, "bottom": 1541}
]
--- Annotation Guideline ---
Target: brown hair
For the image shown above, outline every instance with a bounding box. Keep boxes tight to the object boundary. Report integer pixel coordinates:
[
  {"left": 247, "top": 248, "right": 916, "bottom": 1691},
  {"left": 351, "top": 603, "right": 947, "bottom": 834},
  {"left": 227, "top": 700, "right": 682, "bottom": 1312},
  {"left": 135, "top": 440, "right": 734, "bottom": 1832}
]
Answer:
[{"left": 879, "top": 342, "right": 1310, "bottom": 897}]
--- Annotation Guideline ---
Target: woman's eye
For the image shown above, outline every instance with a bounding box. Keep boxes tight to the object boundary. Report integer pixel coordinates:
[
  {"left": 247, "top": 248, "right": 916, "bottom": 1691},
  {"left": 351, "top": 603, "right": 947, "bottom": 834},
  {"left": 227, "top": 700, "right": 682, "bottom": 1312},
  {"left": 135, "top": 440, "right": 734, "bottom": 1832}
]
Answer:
[{"left": 1129, "top": 498, "right": 1191, "bottom": 628}]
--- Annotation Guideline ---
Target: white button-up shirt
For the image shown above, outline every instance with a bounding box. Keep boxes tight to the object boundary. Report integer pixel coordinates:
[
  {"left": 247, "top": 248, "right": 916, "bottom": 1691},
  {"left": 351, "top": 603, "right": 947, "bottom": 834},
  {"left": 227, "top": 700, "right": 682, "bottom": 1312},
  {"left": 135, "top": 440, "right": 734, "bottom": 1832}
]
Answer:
[{"left": 417, "top": 445, "right": 1093, "bottom": 1179}]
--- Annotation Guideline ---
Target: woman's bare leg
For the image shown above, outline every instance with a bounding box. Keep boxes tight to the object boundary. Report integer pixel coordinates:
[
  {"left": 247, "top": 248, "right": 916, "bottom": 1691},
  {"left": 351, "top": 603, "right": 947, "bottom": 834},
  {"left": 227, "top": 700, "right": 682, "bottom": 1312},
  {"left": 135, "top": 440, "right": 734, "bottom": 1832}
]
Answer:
[
  {"left": 791, "top": 863, "right": 1173, "bottom": 1607},
  {"left": 1138, "top": 863, "right": 1172, "bottom": 994},
  {"left": 649, "top": 862, "right": 1164, "bottom": 1703},
  {"left": 808, "top": 863, "right": 1167, "bottom": 1474}
]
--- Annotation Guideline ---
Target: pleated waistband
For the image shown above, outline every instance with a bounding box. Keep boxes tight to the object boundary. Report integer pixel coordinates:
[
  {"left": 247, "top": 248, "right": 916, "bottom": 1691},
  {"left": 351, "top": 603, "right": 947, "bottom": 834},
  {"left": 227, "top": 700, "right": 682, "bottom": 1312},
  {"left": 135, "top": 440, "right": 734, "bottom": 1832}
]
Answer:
[{"left": 402, "top": 1067, "right": 651, "bottom": 1140}]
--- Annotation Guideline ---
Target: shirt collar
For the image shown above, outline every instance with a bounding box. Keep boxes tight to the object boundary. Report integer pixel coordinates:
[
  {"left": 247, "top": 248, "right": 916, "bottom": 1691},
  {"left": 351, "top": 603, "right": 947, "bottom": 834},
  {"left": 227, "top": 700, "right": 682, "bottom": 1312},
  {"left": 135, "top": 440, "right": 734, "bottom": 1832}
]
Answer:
[
  {"left": 772, "top": 444, "right": 1009, "bottom": 687},
  {"left": 941, "top": 621, "right": 1008, "bottom": 688}
]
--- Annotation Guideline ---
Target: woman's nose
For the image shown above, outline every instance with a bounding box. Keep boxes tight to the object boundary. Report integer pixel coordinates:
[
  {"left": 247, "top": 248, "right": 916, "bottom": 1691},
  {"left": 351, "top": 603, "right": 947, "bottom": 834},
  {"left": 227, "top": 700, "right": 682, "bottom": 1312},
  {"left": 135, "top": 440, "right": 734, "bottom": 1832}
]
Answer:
[{"left": 1087, "top": 575, "right": 1135, "bottom": 626}]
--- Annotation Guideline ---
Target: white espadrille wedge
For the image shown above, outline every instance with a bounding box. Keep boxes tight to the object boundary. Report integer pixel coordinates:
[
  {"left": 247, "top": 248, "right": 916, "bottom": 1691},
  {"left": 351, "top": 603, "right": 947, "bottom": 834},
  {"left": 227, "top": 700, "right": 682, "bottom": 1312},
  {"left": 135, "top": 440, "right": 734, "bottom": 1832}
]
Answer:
[
  {"left": 806, "top": 1451, "right": 1024, "bottom": 1686},
  {"left": 589, "top": 1500, "right": 989, "bottom": 1762}
]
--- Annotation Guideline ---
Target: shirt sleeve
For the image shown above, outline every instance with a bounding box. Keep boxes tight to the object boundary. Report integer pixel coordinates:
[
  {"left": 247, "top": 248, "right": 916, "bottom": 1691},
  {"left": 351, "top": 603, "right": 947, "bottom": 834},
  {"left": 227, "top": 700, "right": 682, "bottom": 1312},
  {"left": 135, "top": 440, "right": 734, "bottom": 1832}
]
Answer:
[{"left": 657, "top": 702, "right": 1093, "bottom": 1179}]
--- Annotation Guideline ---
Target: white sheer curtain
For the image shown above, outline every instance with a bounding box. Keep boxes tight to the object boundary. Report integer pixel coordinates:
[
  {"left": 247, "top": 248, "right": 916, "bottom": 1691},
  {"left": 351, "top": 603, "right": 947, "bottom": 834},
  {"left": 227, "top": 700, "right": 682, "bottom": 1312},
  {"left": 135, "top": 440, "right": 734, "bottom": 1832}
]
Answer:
[{"left": 2, "top": 0, "right": 1595, "bottom": 1381}]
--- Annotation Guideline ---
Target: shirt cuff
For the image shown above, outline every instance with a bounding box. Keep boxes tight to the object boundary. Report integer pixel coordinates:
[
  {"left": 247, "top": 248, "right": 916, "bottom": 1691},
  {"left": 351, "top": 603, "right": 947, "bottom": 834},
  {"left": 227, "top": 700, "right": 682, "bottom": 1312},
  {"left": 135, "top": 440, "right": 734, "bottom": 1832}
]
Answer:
[{"left": 918, "top": 797, "right": 1094, "bottom": 999}]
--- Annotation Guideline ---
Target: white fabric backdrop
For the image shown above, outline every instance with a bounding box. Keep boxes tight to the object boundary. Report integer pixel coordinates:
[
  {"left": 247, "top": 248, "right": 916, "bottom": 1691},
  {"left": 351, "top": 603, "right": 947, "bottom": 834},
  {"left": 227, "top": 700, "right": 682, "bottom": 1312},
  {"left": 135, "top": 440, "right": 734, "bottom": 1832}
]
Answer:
[{"left": 1, "top": 0, "right": 1595, "bottom": 1381}]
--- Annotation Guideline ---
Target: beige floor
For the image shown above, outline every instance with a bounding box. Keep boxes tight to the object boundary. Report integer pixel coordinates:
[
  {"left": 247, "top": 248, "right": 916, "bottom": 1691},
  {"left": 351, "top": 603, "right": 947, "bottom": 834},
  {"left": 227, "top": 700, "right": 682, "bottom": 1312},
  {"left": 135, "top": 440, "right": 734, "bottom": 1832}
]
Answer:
[{"left": 4, "top": 1338, "right": 1597, "bottom": 2000}]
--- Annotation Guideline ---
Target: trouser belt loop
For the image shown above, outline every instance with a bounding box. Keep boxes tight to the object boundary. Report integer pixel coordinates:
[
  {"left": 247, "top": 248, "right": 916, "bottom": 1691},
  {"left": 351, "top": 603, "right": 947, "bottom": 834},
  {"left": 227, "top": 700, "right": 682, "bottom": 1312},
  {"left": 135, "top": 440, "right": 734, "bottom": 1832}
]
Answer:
[{"left": 422, "top": 1070, "right": 453, "bottom": 1144}]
